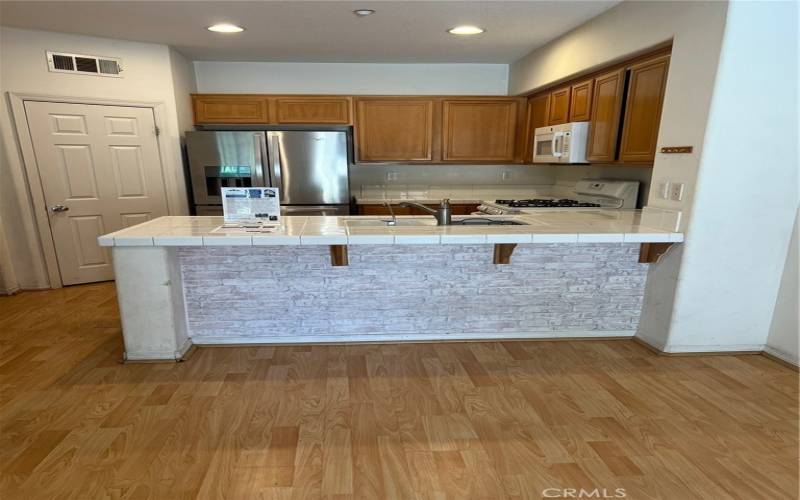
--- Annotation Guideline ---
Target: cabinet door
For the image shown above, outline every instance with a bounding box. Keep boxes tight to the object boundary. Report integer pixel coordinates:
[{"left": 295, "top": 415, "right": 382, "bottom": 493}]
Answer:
[
  {"left": 569, "top": 79, "right": 594, "bottom": 122},
  {"left": 442, "top": 100, "right": 519, "bottom": 162},
  {"left": 547, "top": 86, "right": 571, "bottom": 125},
  {"left": 524, "top": 93, "right": 550, "bottom": 161},
  {"left": 619, "top": 55, "right": 670, "bottom": 163},
  {"left": 275, "top": 96, "right": 351, "bottom": 124},
  {"left": 586, "top": 69, "right": 626, "bottom": 162},
  {"left": 193, "top": 95, "right": 270, "bottom": 124},
  {"left": 355, "top": 98, "right": 434, "bottom": 162}
]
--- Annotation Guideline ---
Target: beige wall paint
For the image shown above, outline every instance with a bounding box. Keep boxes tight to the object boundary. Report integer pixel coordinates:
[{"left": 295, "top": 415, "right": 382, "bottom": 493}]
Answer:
[
  {"left": 0, "top": 26, "right": 191, "bottom": 289},
  {"left": 194, "top": 62, "right": 509, "bottom": 95}
]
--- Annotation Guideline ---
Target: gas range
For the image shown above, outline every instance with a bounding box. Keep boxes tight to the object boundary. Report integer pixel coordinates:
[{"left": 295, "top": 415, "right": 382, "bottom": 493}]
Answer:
[{"left": 477, "top": 179, "right": 640, "bottom": 215}]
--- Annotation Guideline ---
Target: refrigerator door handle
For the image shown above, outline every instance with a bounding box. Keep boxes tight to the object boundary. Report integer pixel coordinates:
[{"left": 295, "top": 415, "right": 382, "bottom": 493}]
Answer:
[
  {"left": 267, "top": 132, "right": 284, "bottom": 198},
  {"left": 253, "top": 133, "right": 268, "bottom": 186}
]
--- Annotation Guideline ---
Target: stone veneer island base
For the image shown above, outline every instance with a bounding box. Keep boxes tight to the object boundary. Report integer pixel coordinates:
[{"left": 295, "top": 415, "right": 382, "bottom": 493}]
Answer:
[
  {"left": 112, "top": 243, "right": 649, "bottom": 361},
  {"left": 101, "top": 214, "right": 683, "bottom": 361}
]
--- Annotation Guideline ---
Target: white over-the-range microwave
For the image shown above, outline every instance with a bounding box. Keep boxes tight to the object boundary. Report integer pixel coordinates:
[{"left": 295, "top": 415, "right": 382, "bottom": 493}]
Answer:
[{"left": 532, "top": 122, "right": 590, "bottom": 164}]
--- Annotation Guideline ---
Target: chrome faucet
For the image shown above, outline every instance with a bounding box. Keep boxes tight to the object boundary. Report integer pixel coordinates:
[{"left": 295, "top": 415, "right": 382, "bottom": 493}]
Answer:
[
  {"left": 382, "top": 202, "right": 397, "bottom": 226},
  {"left": 399, "top": 199, "right": 452, "bottom": 225}
]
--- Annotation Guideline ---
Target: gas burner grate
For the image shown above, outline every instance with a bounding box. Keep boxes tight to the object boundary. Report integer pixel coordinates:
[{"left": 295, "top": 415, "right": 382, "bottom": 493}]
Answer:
[{"left": 496, "top": 198, "right": 601, "bottom": 208}]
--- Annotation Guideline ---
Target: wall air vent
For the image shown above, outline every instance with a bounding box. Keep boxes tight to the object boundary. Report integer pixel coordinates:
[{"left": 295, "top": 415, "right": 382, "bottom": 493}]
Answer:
[{"left": 46, "top": 51, "right": 123, "bottom": 78}]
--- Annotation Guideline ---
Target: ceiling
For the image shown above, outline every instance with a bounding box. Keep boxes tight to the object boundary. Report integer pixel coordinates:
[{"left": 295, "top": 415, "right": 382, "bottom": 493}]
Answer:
[{"left": 0, "top": 1, "right": 619, "bottom": 63}]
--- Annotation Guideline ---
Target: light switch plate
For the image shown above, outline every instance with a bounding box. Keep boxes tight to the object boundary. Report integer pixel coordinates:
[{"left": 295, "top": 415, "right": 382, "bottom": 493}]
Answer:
[{"left": 670, "top": 182, "right": 684, "bottom": 201}]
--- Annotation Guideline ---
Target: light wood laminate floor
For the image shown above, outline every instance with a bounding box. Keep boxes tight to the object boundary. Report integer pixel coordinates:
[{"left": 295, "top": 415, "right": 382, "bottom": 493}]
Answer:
[{"left": 1, "top": 283, "right": 797, "bottom": 499}]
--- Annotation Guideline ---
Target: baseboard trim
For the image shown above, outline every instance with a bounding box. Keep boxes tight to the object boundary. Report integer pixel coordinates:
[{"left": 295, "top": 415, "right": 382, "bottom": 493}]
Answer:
[
  {"left": 662, "top": 343, "right": 764, "bottom": 354},
  {"left": 632, "top": 336, "right": 662, "bottom": 354},
  {"left": 123, "top": 338, "right": 194, "bottom": 363},
  {"left": 634, "top": 337, "right": 763, "bottom": 356},
  {"left": 763, "top": 346, "right": 800, "bottom": 369},
  {"left": 191, "top": 330, "right": 635, "bottom": 346}
]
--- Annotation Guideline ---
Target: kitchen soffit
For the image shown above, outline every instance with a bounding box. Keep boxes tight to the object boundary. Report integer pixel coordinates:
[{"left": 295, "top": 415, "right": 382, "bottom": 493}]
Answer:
[{"left": 0, "top": 1, "right": 619, "bottom": 63}]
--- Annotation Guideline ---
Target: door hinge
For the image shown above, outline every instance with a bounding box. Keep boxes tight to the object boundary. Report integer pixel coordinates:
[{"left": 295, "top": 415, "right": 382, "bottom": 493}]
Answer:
[{"left": 154, "top": 125, "right": 161, "bottom": 137}]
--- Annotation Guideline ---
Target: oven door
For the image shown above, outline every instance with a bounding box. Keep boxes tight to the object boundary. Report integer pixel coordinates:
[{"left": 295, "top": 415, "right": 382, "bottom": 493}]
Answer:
[{"left": 532, "top": 131, "right": 564, "bottom": 163}]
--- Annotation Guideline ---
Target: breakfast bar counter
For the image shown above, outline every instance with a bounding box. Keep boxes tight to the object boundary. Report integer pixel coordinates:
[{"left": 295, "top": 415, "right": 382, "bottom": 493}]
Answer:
[{"left": 98, "top": 211, "right": 682, "bottom": 361}]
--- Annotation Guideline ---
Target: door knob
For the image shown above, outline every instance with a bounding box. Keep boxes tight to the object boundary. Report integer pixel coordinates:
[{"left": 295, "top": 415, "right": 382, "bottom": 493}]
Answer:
[{"left": 50, "top": 204, "right": 69, "bottom": 212}]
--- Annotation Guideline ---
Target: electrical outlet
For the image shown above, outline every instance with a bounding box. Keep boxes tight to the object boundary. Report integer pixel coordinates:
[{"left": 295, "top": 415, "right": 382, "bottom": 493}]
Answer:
[
  {"left": 386, "top": 171, "right": 398, "bottom": 182},
  {"left": 658, "top": 180, "right": 671, "bottom": 199},
  {"left": 501, "top": 170, "right": 512, "bottom": 181},
  {"left": 669, "top": 182, "right": 684, "bottom": 201}
]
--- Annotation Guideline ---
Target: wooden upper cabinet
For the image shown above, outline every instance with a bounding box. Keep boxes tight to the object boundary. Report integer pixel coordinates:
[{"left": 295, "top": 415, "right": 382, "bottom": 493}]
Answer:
[
  {"left": 547, "top": 86, "right": 571, "bottom": 125},
  {"left": 619, "top": 55, "right": 670, "bottom": 163},
  {"left": 524, "top": 93, "right": 550, "bottom": 161},
  {"left": 275, "top": 96, "right": 351, "bottom": 124},
  {"left": 442, "top": 100, "right": 519, "bottom": 162},
  {"left": 586, "top": 69, "right": 626, "bottom": 163},
  {"left": 355, "top": 98, "right": 434, "bottom": 162},
  {"left": 193, "top": 95, "right": 269, "bottom": 124},
  {"left": 569, "top": 79, "right": 594, "bottom": 122}
]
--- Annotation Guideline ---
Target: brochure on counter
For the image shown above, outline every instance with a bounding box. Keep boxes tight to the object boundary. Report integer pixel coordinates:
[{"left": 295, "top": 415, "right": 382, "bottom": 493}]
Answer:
[{"left": 218, "top": 187, "right": 281, "bottom": 233}]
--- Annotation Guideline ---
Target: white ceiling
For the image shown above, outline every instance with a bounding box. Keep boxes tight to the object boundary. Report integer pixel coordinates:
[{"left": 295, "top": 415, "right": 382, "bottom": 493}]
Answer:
[{"left": 0, "top": 1, "right": 619, "bottom": 63}]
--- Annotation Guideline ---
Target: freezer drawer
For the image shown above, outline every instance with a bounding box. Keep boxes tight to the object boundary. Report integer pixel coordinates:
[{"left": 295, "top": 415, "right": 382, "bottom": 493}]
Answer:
[{"left": 281, "top": 204, "right": 351, "bottom": 217}]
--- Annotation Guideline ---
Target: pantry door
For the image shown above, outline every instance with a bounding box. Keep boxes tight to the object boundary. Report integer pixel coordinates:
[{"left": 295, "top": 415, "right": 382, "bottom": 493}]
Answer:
[{"left": 24, "top": 101, "right": 168, "bottom": 285}]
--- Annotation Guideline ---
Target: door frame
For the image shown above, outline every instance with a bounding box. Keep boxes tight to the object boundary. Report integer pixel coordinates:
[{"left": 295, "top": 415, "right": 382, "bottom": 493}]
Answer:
[{"left": 9, "top": 92, "right": 181, "bottom": 288}]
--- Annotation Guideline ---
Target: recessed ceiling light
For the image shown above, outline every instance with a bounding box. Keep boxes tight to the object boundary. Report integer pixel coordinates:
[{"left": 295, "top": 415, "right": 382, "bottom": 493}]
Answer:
[
  {"left": 353, "top": 9, "right": 375, "bottom": 17},
  {"left": 207, "top": 23, "right": 245, "bottom": 33},
  {"left": 448, "top": 25, "right": 485, "bottom": 36}
]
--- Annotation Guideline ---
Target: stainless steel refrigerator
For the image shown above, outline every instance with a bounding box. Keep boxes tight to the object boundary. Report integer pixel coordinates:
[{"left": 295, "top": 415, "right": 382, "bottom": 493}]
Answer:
[{"left": 186, "top": 130, "right": 350, "bottom": 216}]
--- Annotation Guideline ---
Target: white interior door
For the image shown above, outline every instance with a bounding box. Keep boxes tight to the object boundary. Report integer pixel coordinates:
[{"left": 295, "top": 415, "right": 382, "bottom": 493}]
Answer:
[{"left": 24, "top": 101, "right": 168, "bottom": 285}]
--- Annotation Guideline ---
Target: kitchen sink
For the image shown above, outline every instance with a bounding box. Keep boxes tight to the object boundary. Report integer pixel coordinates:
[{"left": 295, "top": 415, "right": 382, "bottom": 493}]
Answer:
[
  {"left": 450, "top": 218, "right": 529, "bottom": 226},
  {"left": 344, "top": 218, "right": 437, "bottom": 227},
  {"left": 344, "top": 217, "right": 529, "bottom": 227}
]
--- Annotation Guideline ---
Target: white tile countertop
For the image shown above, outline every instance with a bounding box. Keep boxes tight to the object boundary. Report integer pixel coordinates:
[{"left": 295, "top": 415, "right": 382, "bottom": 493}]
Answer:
[{"left": 98, "top": 210, "right": 684, "bottom": 247}]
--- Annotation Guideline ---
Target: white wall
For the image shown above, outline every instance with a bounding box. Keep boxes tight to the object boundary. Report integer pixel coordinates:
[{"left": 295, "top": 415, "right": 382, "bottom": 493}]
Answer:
[
  {"left": 0, "top": 130, "right": 20, "bottom": 294},
  {"left": 194, "top": 62, "right": 508, "bottom": 95},
  {"left": 661, "top": 0, "right": 798, "bottom": 352},
  {"left": 0, "top": 27, "right": 190, "bottom": 289},
  {"left": 766, "top": 208, "right": 800, "bottom": 365},
  {"left": 169, "top": 47, "right": 198, "bottom": 140}
]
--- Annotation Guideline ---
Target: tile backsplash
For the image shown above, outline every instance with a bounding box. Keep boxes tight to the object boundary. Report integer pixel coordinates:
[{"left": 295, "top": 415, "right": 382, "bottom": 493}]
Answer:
[
  {"left": 350, "top": 163, "right": 556, "bottom": 187},
  {"left": 349, "top": 163, "right": 653, "bottom": 206}
]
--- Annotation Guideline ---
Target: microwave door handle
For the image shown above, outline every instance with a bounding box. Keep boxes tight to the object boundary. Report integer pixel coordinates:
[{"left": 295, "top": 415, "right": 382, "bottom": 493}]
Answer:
[
  {"left": 253, "top": 133, "right": 267, "bottom": 186},
  {"left": 552, "top": 132, "right": 563, "bottom": 158},
  {"left": 267, "top": 132, "right": 284, "bottom": 198}
]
